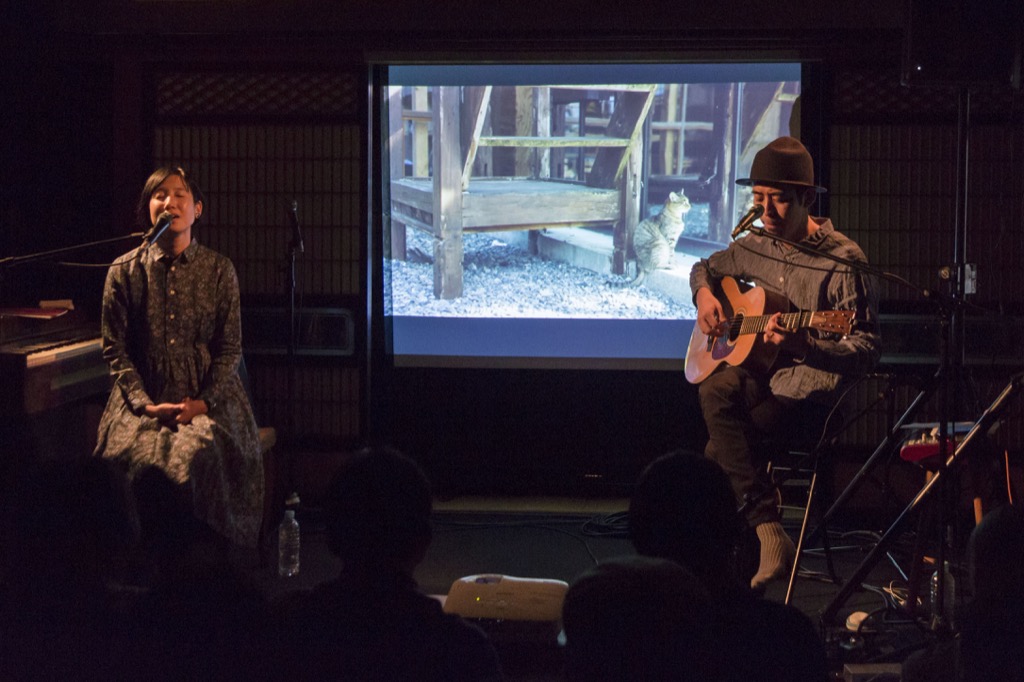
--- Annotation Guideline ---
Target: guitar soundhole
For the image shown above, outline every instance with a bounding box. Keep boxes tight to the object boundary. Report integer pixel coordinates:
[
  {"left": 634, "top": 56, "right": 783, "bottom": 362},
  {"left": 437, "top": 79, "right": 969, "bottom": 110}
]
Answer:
[{"left": 728, "top": 314, "right": 743, "bottom": 342}]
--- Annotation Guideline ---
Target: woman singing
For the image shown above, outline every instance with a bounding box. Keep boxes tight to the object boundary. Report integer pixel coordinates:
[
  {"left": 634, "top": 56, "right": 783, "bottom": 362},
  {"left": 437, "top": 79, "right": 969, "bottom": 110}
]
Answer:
[{"left": 94, "top": 166, "right": 262, "bottom": 547}]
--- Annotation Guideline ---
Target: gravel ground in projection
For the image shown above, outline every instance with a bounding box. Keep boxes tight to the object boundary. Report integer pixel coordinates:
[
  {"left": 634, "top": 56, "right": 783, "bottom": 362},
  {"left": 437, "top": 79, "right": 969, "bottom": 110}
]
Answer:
[{"left": 388, "top": 228, "right": 700, "bottom": 321}]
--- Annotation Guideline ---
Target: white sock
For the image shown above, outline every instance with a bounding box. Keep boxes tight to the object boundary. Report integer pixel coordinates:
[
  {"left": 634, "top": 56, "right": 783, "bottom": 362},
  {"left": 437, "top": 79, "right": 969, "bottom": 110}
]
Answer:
[{"left": 751, "top": 521, "right": 795, "bottom": 590}]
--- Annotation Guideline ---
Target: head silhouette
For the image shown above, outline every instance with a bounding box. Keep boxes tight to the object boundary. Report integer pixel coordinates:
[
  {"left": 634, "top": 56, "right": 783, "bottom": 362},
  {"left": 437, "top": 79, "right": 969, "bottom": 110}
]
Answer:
[
  {"left": 629, "top": 449, "right": 744, "bottom": 587},
  {"left": 562, "top": 555, "right": 719, "bottom": 681},
  {"left": 969, "top": 503, "right": 1024, "bottom": 601},
  {"left": 8, "top": 456, "right": 139, "bottom": 588},
  {"left": 323, "top": 446, "right": 433, "bottom": 572}
]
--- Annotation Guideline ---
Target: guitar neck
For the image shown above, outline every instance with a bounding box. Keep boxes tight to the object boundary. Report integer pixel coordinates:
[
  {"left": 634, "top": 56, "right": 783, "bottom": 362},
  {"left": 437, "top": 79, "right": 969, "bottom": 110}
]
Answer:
[{"left": 737, "top": 310, "right": 814, "bottom": 336}]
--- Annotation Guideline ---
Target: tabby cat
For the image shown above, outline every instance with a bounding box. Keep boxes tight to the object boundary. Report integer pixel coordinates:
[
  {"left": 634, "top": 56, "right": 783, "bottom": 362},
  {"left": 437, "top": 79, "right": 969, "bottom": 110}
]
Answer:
[{"left": 625, "top": 189, "right": 692, "bottom": 287}]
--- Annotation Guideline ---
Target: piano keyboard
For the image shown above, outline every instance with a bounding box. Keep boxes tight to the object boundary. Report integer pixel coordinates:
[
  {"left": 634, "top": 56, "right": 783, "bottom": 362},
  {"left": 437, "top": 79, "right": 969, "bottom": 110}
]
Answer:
[
  {"left": 25, "top": 336, "right": 104, "bottom": 368},
  {"left": 1, "top": 334, "right": 109, "bottom": 416},
  {"left": 1, "top": 310, "right": 110, "bottom": 416}
]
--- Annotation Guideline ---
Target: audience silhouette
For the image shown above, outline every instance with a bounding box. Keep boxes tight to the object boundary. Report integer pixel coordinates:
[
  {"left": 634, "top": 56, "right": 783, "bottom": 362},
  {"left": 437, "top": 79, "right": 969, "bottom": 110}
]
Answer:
[
  {"left": 562, "top": 554, "right": 721, "bottom": 681},
  {"left": 0, "top": 456, "right": 142, "bottom": 680},
  {"left": 129, "top": 465, "right": 268, "bottom": 681},
  {"left": 628, "top": 448, "right": 828, "bottom": 682},
  {"left": 904, "top": 502, "right": 1024, "bottom": 682},
  {"left": 269, "top": 446, "right": 502, "bottom": 681},
  {"left": 18, "top": 444, "right": 1009, "bottom": 680},
  {"left": 961, "top": 502, "right": 1024, "bottom": 682}
]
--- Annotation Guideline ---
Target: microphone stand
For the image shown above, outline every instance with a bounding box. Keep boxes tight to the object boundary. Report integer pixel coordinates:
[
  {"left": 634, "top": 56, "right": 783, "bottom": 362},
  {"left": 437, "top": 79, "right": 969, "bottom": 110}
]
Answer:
[
  {"left": 284, "top": 201, "right": 303, "bottom": 491},
  {"left": 819, "top": 87, "right": 1002, "bottom": 631}
]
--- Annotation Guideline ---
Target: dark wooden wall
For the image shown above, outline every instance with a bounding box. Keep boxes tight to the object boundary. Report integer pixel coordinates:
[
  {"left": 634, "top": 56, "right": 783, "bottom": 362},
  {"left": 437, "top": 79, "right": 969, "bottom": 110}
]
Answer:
[{"left": 4, "top": 0, "right": 1022, "bottom": 497}]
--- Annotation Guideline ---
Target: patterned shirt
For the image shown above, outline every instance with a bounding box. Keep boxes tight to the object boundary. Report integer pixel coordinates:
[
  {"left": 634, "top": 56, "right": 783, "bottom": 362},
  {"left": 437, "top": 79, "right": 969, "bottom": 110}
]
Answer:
[
  {"left": 102, "top": 239, "right": 243, "bottom": 410},
  {"left": 689, "top": 217, "right": 881, "bottom": 403},
  {"left": 94, "top": 238, "right": 262, "bottom": 546}
]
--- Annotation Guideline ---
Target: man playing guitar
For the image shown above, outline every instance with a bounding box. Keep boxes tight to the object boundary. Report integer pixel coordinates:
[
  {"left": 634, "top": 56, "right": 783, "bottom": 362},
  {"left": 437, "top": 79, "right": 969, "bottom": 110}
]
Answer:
[{"left": 689, "top": 136, "right": 881, "bottom": 591}]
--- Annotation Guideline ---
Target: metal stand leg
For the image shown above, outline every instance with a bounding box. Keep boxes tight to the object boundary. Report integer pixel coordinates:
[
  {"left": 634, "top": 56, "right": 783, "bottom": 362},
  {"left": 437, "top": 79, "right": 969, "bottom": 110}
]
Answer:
[
  {"left": 786, "top": 467, "right": 824, "bottom": 605},
  {"left": 820, "top": 372, "right": 1023, "bottom": 626},
  {"left": 807, "top": 372, "right": 938, "bottom": 548}
]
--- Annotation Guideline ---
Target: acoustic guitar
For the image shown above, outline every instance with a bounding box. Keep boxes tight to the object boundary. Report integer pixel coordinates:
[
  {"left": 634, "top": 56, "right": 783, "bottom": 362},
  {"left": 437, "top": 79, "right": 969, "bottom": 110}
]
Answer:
[{"left": 684, "top": 276, "right": 854, "bottom": 384}]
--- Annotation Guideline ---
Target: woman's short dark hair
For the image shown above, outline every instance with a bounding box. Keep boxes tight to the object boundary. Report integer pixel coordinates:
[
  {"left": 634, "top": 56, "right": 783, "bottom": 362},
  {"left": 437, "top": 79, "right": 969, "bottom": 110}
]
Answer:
[{"left": 136, "top": 165, "right": 206, "bottom": 228}]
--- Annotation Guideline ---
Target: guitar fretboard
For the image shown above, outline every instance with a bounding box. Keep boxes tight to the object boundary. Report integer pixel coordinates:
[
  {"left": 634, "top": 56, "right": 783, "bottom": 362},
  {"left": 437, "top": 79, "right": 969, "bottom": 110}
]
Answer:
[{"left": 734, "top": 311, "right": 813, "bottom": 336}]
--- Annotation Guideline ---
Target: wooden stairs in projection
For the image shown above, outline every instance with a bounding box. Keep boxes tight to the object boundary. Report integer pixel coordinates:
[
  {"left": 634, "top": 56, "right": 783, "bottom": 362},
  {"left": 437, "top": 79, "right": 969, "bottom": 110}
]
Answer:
[
  {"left": 389, "top": 84, "right": 657, "bottom": 299},
  {"left": 738, "top": 82, "right": 801, "bottom": 183}
]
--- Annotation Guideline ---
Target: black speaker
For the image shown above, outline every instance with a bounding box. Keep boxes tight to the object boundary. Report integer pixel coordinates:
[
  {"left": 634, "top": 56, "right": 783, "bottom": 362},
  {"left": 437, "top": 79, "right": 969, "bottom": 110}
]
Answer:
[{"left": 902, "top": 0, "right": 1023, "bottom": 89}]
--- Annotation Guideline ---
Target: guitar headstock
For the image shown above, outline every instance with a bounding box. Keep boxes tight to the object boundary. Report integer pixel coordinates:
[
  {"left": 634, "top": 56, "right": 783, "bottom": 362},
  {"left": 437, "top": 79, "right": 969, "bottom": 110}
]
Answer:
[{"left": 809, "top": 310, "right": 854, "bottom": 335}]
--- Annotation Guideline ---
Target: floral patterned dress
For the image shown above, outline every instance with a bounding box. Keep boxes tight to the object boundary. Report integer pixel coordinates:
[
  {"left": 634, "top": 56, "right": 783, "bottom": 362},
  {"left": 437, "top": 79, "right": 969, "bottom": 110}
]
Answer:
[{"left": 94, "top": 239, "right": 263, "bottom": 547}]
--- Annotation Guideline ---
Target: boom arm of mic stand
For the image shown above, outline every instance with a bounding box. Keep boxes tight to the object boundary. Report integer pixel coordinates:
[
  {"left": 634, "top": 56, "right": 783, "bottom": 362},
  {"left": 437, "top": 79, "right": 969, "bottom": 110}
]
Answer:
[
  {"left": 744, "top": 226, "right": 914, "bottom": 293},
  {"left": 0, "top": 233, "right": 147, "bottom": 300},
  {"left": 0, "top": 233, "right": 146, "bottom": 269}
]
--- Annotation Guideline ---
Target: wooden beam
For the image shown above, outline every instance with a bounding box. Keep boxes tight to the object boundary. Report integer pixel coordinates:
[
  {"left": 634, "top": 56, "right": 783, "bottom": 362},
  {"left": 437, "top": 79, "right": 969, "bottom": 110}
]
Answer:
[
  {"left": 433, "top": 85, "right": 463, "bottom": 299},
  {"left": 610, "top": 86, "right": 658, "bottom": 185},
  {"left": 587, "top": 86, "right": 657, "bottom": 189},
  {"left": 615, "top": 134, "right": 643, "bottom": 275},
  {"left": 413, "top": 87, "right": 430, "bottom": 177},
  {"left": 388, "top": 85, "right": 408, "bottom": 260},
  {"left": 461, "top": 85, "right": 492, "bottom": 190},
  {"left": 479, "top": 136, "right": 630, "bottom": 148},
  {"left": 536, "top": 86, "right": 551, "bottom": 179}
]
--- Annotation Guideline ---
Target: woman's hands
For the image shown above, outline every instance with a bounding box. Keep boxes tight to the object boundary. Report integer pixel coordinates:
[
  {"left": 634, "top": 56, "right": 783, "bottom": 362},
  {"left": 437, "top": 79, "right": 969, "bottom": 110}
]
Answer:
[
  {"left": 176, "top": 397, "right": 209, "bottom": 424},
  {"left": 144, "top": 397, "right": 209, "bottom": 425}
]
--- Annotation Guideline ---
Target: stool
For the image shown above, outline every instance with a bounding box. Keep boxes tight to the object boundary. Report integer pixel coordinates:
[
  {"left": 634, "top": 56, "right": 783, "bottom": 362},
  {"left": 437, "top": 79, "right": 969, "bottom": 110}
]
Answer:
[
  {"left": 763, "top": 408, "right": 844, "bottom": 605},
  {"left": 769, "top": 438, "right": 839, "bottom": 605},
  {"left": 238, "top": 354, "right": 285, "bottom": 566}
]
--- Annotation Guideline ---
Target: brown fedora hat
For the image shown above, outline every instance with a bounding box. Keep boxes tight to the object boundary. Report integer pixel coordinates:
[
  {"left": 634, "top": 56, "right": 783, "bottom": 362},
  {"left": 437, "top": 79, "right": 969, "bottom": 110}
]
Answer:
[{"left": 736, "top": 136, "right": 826, "bottom": 193}]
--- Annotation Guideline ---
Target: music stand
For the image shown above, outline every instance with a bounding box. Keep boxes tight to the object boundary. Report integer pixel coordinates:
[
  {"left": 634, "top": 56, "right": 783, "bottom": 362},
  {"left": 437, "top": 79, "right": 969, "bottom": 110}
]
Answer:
[{"left": 820, "top": 372, "right": 1023, "bottom": 625}]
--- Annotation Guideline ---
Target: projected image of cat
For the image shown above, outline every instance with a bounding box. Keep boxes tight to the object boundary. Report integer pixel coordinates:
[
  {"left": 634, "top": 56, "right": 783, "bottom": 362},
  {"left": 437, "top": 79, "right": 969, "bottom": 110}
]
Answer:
[{"left": 624, "top": 189, "right": 692, "bottom": 287}]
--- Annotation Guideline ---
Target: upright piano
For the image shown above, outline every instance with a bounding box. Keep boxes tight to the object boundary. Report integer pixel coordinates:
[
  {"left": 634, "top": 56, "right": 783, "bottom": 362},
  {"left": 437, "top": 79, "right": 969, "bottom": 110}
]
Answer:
[{"left": 0, "top": 307, "right": 109, "bottom": 417}]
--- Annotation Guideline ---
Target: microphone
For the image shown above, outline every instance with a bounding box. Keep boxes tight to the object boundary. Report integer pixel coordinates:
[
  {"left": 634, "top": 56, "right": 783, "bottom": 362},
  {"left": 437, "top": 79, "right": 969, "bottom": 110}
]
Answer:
[
  {"left": 730, "top": 204, "right": 765, "bottom": 240},
  {"left": 142, "top": 211, "right": 174, "bottom": 247},
  {"left": 289, "top": 200, "right": 304, "bottom": 254}
]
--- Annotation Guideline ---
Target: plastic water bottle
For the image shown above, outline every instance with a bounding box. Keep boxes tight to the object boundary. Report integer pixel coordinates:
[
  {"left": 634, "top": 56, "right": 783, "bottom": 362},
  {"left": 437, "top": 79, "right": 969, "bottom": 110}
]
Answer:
[
  {"left": 930, "top": 561, "right": 955, "bottom": 627},
  {"left": 278, "top": 509, "right": 300, "bottom": 577}
]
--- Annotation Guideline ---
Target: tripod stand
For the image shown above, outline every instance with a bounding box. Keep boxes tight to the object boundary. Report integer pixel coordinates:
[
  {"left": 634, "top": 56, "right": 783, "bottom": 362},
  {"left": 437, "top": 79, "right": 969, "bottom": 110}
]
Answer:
[{"left": 820, "top": 371, "right": 1022, "bottom": 624}]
